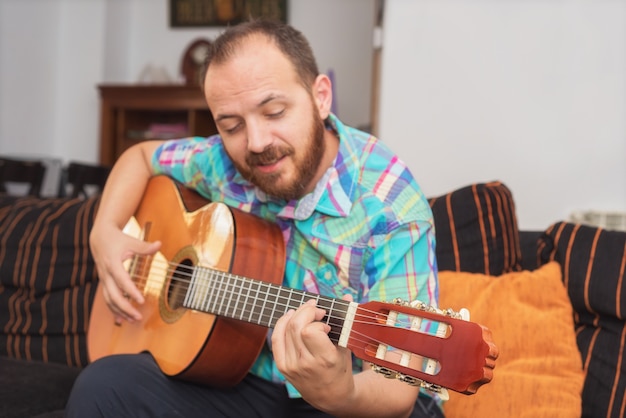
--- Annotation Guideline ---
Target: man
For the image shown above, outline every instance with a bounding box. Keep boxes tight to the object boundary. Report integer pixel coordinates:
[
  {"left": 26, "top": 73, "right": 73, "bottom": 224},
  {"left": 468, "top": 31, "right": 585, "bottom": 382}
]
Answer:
[{"left": 66, "top": 20, "right": 441, "bottom": 418}]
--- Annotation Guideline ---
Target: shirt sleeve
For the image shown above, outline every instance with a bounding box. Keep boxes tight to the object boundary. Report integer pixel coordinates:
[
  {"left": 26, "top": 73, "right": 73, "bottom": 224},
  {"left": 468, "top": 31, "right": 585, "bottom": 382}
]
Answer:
[{"left": 151, "top": 135, "right": 242, "bottom": 201}]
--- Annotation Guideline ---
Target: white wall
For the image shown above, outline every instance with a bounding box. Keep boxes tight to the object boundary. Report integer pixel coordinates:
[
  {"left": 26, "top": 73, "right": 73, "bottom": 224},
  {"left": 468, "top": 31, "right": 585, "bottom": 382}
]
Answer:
[
  {"left": 0, "top": 0, "right": 374, "bottom": 164},
  {"left": 5, "top": 0, "right": 620, "bottom": 229},
  {"left": 379, "top": 0, "right": 626, "bottom": 229},
  {"left": 111, "top": 0, "right": 374, "bottom": 125},
  {"left": 0, "top": 0, "right": 105, "bottom": 162}
]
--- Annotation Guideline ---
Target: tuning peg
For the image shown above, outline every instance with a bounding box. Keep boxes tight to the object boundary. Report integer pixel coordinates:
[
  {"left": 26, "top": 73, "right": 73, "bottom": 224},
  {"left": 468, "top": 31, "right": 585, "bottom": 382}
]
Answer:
[
  {"left": 459, "top": 308, "right": 470, "bottom": 321},
  {"left": 371, "top": 364, "right": 399, "bottom": 379}
]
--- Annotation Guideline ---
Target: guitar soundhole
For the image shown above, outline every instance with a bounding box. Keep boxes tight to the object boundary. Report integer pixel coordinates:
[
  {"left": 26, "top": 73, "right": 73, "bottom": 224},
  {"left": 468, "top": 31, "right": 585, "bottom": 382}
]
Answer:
[
  {"left": 168, "top": 258, "right": 193, "bottom": 310},
  {"left": 159, "top": 248, "right": 197, "bottom": 324}
]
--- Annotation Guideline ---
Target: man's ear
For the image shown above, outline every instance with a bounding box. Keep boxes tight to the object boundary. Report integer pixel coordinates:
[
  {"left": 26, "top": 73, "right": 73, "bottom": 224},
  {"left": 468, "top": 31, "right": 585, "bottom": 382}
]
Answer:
[{"left": 312, "top": 74, "right": 333, "bottom": 119}]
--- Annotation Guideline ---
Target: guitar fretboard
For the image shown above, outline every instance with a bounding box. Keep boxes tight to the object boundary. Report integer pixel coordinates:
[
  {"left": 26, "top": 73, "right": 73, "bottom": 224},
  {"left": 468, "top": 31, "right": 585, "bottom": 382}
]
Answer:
[{"left": 183, "top": 266, "right": 352, "bottom": 344}]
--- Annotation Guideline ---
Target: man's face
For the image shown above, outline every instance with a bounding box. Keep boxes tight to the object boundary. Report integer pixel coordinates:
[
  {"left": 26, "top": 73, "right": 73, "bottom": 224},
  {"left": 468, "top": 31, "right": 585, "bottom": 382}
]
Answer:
[{"left": 204, "top": 36, "right": 330, "bottom": 201}]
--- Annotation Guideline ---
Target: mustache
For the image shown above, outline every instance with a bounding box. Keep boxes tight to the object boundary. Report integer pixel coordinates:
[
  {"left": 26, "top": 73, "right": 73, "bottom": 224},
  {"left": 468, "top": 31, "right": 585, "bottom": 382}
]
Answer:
[{"left": 246, "top": 146, "right": 292, "bottom": 166}]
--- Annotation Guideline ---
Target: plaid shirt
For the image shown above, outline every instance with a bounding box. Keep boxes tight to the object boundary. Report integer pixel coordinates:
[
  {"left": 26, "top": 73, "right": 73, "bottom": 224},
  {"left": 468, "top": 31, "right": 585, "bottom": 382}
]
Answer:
[{"left": 152, "top": 113, "right": 438, "bottom": 396}]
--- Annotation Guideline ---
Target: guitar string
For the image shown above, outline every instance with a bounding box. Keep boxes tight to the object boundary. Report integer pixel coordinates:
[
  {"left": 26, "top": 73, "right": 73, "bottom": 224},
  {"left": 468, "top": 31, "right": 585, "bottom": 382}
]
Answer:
[
  {"left": 123, "top": 260, "right": 442, "bottom": 376},
  {"left": 118, "top": 255, "right": 449, "bottom": 376},
  {"left": 122, "top": 255, "right": 448, "bottom": 340},
  {"left": 127, "top": 263, "right": 407, "bottom": 327},
  {"left": 126, "top": 255, "right": 419, "bottom": 315},
  {"left": 124, "top": 254, "right": 447, "bottom": 324}
]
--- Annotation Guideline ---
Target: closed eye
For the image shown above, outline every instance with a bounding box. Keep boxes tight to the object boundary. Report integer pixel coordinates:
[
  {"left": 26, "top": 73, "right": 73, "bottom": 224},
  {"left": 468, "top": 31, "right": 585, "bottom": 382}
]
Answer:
[
  {"left": 224, "top": 123, "right": 242, "bottom": 135},
  {"left": 267, "top": 109, "right": 285, "bottom": 119}
]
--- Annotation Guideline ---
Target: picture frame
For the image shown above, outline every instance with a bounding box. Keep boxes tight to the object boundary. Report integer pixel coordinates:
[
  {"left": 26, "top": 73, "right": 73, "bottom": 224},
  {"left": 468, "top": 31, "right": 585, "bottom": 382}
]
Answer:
[{"left": 169, "top": 0, "right": 288, "bottom": 28}]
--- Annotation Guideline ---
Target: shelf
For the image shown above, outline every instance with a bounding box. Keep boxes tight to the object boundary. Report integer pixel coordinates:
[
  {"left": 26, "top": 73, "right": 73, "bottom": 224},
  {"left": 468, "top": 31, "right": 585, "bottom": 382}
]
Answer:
[{"left": 98, "top": 84, "right": 217, "bottom": 166}]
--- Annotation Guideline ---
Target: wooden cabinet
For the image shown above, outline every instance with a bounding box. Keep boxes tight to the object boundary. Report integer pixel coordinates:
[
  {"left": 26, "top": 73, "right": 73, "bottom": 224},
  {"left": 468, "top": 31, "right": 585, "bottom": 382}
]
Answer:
[{"left": 98, "top": 84, "right": 217, "bottom": 166}]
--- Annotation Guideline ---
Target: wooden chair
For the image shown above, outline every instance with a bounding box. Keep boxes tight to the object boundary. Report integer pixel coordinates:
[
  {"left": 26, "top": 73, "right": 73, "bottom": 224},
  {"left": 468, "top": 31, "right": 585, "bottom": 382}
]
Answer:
[
  {"left": 0, "top": 157, "right": 46, "bottom": 197},
  {"left": 61, "top": 162, "right": 111, "bottom": 198}
]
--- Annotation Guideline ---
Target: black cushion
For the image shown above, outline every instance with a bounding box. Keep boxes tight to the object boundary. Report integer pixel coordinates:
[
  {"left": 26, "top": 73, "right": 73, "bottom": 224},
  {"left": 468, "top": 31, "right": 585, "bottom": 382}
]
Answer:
[
  {"left": 0, "top": 195, "right": 100, "bottom": 366},
  {"left": 518, "top": 230, "right": 542, "bottom": 271},
  {"left": 428, "top": 181, "right": 522, "bottom": 275},
  {"left": 539, "top": 222, "right": 626, "bottom": 418}
]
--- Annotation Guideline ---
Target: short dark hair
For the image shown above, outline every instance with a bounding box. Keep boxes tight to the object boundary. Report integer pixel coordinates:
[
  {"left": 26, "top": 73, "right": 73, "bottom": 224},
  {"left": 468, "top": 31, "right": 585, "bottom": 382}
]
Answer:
[{"left": 202, "top": 19, "right": 319, "bottom": 90}]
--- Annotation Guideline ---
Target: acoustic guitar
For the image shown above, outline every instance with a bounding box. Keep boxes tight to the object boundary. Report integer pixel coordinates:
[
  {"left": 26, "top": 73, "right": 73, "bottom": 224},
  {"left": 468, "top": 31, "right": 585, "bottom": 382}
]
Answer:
[{"left": 87, "top": 175, "right": 498, "bottom": 395}]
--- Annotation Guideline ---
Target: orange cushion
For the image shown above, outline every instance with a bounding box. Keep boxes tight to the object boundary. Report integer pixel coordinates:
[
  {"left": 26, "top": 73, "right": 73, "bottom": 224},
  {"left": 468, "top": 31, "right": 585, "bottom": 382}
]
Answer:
[{"left": 438, "top": 262, "right": 584, "bottom": 418}]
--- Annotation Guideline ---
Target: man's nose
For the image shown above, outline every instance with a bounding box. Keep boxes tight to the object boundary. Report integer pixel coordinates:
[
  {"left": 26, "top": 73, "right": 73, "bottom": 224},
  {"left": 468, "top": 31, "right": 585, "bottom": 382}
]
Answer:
[{"left": 246, "top": 120, "right": 272, "bottom": 153}]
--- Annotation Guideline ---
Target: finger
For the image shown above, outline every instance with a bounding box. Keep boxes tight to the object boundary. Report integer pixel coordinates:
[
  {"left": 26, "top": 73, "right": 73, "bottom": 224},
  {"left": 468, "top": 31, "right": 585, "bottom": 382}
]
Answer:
[
  {"left": 116, "top": 265, "right": 145, "bottom": 305},
  {"left": 101, "top": 270, "right": 143, "bottom": 321},
  {"left": 271, "top": 308, "right": 294, "bottom": 366},
  {"left": 275, "top": 301, "right": 332, "bottom": 367},
  {"left": 127, "top": 239, "right": 161, "bottom": 257},
  {"left": 101, "top": 280, "right": 136, "bottom": 323},
  {"left": 115, "top": 238, "right": 161, "bottom": 304},
  {"left": 273, "top": 304, "right": 318, "bottom": 368},
  {"left": 106, "top": 285, "right": 143, "bottom": 322},
  {"left": 299, "top": 320, "right": 334, "bottom": 358},
  {"left": 289, "top": 300, "right": 328, "bottom": 335}
]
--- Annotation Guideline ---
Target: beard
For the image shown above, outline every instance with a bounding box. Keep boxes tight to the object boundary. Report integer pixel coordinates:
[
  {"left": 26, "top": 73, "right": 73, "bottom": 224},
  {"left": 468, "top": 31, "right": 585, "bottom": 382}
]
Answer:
[{"left": 229, "top": 109, "right": 326, "bottom": 201}]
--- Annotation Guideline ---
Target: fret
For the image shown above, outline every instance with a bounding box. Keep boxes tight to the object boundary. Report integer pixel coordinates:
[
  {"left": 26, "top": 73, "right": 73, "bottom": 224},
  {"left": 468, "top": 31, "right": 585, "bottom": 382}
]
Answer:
[
  {"left": 226, "top": 275, "right": 234, "bottom": 316},
  {"left": 222, "top": 275, "right": 237, "bottom": 316},
  {"left": 244, "top": 281, "right": 255, "bottom": 322},
  {"left": 316, "top": 296, "right": 336, "bottom": 317},
  {"left": 197, "top": 268, "right": 212, "bottom": 311},
  {"left": 189, "top": 268, "right": 199, "bottom": 310},
  {"left": 267, "top": 285, "right": 279, "bottom": 328},
  {"left": 249, "top": 281, "right": 264, "bottom": 325},
  {"left": 232, "top": 276, "right": 246, "bottom": 320},
  {"left": 214, "top": 271, "right": 225, "bottom": 315},
  {"left": 212, "top": 271, "right": 226, "bottom": 313},
  {"left": 183, "top": 268, "right": 195, "bottom": 308},
  {"left": 317, "top": 296, "right": 343, "bottom": 343},
  {"left": 326, "top": 298, "right": 336, "bottom": 326},
  {"left": 243, "top": 277, "right": 256, "bottom": 320},
  {"left": 246, "top": 282, "right": 259, "bottom": 322},
  {"left": 207, "top": 271, "right": 223, "bottom": 313},
  {"left": 258, "top": 282, "right": 270, "bottom": 326},
  {"left": 194, "top": 268, "right": 205, "bottom": 311},
  {"left": 285, "top": 287, "right": 294, "bottom": 313},
  {"left": 202, "top": 269, "right": 217, "bottom": 313},
  {"left": 318, "top": 296, "right": 334, "bottom": 326}
]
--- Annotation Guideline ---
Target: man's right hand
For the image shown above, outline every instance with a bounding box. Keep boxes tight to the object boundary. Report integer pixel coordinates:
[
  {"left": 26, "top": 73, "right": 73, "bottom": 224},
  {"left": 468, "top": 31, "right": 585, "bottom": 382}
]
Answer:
[{"left": 89, "top": 222, "right": 161, "bottom": 323}]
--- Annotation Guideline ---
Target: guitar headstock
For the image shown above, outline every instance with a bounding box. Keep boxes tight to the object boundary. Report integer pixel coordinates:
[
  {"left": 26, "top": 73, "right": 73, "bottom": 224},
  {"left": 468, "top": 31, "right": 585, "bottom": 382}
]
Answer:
[{"left": 348, "top": 299, "right": 498, "bottom": 395}]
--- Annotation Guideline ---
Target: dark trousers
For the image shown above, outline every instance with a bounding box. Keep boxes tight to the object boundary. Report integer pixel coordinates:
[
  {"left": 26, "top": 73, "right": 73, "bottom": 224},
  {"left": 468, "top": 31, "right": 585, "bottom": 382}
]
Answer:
[{"left": 65, "top": 353, "right": 444, "bottom": 418}]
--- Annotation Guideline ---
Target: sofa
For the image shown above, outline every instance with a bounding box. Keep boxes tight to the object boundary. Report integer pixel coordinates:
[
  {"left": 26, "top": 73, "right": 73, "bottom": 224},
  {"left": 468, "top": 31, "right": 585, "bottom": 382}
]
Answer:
[{"left": 0, "top": 181, "right": 624, "bottom": 417}]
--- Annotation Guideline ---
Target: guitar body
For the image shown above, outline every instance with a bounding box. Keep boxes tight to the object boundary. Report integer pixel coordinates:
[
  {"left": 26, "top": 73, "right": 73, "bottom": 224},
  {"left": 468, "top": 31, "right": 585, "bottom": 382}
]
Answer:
[{"left": 87, "top": 176, "right": 286, "bottom": 387}]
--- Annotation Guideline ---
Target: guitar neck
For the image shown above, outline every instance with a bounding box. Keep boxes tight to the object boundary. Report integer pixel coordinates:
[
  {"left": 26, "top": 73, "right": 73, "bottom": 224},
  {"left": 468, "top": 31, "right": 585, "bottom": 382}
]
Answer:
[{"left": 182, "top": 265, "right": 353, "bottom": 344}]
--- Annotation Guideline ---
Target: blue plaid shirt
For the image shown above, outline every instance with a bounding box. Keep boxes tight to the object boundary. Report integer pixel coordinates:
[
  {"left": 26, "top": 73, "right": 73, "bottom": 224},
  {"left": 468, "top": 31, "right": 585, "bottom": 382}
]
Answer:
[{"left": 152, "top": 113, "right": 438, "bottom": 396}]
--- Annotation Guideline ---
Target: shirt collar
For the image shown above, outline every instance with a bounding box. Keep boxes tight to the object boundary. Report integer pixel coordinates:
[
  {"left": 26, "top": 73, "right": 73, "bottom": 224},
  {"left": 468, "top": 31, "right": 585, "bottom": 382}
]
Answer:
[{"left": 256, "top": 114, "right": 358, "bottom": 221}]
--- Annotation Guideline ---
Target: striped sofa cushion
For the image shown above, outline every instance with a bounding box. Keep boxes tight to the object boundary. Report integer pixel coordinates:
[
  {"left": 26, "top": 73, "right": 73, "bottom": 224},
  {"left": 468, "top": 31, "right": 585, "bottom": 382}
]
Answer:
[
  {"left": 539, "top": 222, "right": 626, "bottom": 418},
  {"left": 0, "top": 195, "right": 100, "bottom": 367},
  {"left": 428, "top": 181, "right": 522, "bottom": 275}
]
